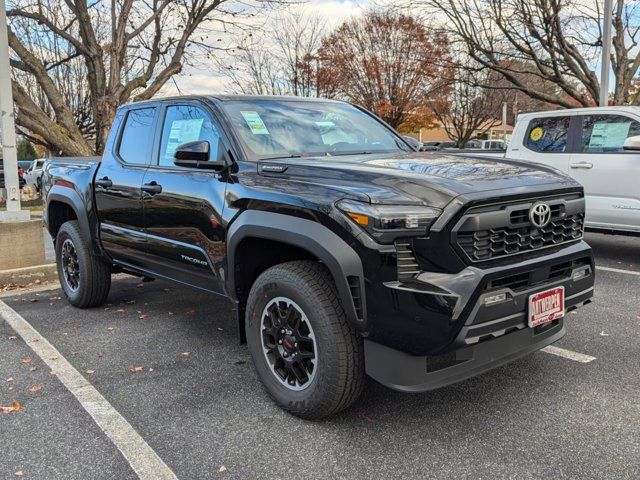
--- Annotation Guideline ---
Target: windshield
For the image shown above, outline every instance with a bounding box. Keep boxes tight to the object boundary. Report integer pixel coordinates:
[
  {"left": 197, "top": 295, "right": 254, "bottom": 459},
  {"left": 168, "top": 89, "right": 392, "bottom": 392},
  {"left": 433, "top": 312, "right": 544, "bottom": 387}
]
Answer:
[{"left": 220, "top": 99, "right": 410, "bottom": 161}]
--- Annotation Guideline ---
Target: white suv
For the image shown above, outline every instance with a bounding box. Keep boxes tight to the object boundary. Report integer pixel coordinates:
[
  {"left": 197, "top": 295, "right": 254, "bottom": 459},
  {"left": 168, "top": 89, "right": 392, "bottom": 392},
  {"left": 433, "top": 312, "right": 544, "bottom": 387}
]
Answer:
[{"left": 507, "top": 107, "right": 640, "bottom": 235}]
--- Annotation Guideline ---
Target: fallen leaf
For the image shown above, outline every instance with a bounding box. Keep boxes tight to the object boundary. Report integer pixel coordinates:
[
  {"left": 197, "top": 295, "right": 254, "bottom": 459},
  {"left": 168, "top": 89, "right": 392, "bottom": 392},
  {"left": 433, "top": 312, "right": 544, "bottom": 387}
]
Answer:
[
  {"left": 636, "top": 315, "right": 640, "bottom": 321},
  {"left": 139, "top": 313, "right": 149, "bottom": 320},
  {"left": 186, "top": 309, "right": 196, "bottom": 315},
  {"left": 218, "top": 466, "right": 227, "bottom": 473},
  {"left": 29, "top": 298, "right": 38, "bottom": 302},
  {"left": 29, "top": 385, "right": 43, "bottom": 393},
  {"left": 29, "top": 367, "right": 37, "bottom": 372},
  {"left": 14, "top": 470, "right": 24, "bottom": 477},
  {"left": 136, "top": 283, "right": 144, "bottom": 288},
  {"left": 86, "top": 369, "right": 95, "bottom": 375},
  {"left": 49, "top": 356, "right": 59, "bottom": 361},
  {"left": 600, "top": 331, "right": 609, "bottom": 337},
  {"left": 97, "top": 353, "right": 104, "bottom": 358},
  {"left": 8, "top": 336, "right": 17, "bottom": 340},
  {"left": 116, "top": 308, "right": 125, "bottom": 314},
  {"left": 126, "top": 300, "right": 136, "bottom": 304},
  {"left": 1, "top": 402, "right": 21, "bottom": 414},
  {"left": 217, "top": 327, "right": 223, "bottom": 331},
  {"left": 149, "top": 367, "right": 154, "bottom": 372},
  {"left": 168, "top": 312, "right": 174, "bottom": 316},
  {"left": 5, "top": 377, "right": 14, "bottom": 382},
  {"left": 181, "top": 352, "right": 190, "bottom": 357},
  {"left": 107, "top": 326, "right": 115, "bottom": 331},
  {"left": 49, "top": 371, "right": 57, "bottom": 376},
  {"left": 30, "top": 338, "right": 39, "bottom": 342},
  {"left": 129, "top": 366, "right": 144, "bottom": 373},
  {"left": 21, "top": 358, "right": 31, "bottom": 364}
]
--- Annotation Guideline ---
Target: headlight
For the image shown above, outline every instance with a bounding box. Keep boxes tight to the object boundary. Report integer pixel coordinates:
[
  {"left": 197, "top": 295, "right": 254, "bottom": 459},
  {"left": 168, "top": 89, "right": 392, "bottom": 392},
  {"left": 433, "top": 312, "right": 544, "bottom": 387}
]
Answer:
[{"left": 336, "top": 199, "right": 441, "bottom": 241}]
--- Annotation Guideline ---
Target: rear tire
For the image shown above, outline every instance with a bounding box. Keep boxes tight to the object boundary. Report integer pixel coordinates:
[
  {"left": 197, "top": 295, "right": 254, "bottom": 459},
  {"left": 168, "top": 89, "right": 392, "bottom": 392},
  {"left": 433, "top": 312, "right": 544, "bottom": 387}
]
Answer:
[
  {"left": 246, "top": 261, "right": 364, "bottom": 419},
  {"left": 55, "top": 220, "right": 111, "bottom": 308}
]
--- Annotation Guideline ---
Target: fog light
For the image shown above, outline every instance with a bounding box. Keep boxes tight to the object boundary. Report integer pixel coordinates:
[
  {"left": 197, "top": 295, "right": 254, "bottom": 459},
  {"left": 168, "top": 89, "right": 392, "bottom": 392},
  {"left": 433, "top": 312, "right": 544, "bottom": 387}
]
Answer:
[
  {"left": 484, "top": 292, "right": 507, "bottom": 306},
  {"left": 573, "top": 268, "right": 589, "bottom": 281}
]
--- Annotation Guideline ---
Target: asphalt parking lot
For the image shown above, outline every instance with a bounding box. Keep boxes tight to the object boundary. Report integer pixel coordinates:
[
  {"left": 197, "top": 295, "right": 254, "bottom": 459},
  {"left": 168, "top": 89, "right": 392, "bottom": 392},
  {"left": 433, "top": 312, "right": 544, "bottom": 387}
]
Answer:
[{"left": 1, "top": 232, "right": 639, "bottom": 479}]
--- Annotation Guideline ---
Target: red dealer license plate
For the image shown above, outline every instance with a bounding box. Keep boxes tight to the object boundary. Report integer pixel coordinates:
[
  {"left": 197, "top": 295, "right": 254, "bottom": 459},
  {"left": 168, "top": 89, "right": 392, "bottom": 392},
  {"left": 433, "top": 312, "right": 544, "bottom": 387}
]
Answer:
[{"left": 528, "top": 286, "right": 565, "bottom": 328}]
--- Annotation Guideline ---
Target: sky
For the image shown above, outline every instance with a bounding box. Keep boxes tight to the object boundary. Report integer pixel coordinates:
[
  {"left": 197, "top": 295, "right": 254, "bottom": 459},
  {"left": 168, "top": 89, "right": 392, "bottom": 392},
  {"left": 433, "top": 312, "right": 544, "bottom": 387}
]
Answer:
[{"left": 164, "top": 0, "right": 372, "bottom": 96}]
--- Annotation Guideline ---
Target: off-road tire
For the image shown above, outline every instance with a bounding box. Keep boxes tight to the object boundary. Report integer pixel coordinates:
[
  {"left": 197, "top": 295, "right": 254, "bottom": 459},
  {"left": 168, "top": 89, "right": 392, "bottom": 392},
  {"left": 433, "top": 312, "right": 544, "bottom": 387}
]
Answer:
[
  {"left": 56, "top": 220, "right": 111, "bottom": 308},
  {"left": 246, "top": 260, "right": 364, "bottom": 419}
]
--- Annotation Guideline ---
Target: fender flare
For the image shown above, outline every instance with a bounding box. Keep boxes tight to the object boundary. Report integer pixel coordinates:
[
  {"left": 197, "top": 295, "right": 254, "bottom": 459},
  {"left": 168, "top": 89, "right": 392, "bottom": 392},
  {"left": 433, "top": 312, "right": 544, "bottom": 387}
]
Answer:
[
  {"left": 226, "top": 210, "right": 367, "bottom": 330},
  {"left": 46, "top": 186, "right": 93, "bottom": 246}
]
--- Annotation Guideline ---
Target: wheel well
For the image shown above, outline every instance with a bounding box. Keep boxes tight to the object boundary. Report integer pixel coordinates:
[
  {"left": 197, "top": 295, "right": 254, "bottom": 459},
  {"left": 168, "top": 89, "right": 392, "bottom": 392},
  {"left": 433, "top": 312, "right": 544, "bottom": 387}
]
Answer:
[
  {"left": 48, "top": 201, "right": 77, "bottom": 240},
  {"left": 233, "top": 237, "right": 317, "bottom": 342}
]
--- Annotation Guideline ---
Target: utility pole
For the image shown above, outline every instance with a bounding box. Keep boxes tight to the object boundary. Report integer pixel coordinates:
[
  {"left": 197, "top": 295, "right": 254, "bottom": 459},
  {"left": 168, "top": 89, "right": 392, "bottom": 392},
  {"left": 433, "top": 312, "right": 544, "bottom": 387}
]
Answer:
[
  {"left": 0, "top": 0, "right": 28, "bottom": 221},
  {"left": 599, "top": 0, "right": 613, "bottom": 107}
]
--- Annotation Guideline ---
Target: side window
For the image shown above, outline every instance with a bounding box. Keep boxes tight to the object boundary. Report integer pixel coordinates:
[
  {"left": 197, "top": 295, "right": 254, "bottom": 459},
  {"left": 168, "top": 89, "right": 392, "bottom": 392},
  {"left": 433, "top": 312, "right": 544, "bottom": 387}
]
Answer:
[
  {"left": 524, "top": 116, "right": 570, "bottom": 153},
  {"left": 158, "top": 105, "right": 221, "bottom": 167},
  {"left": 580, "top": 114, "right": 640, "bottom": 153},
  {"left": 118, "top": 108, "right": 156, "bottom": 164}
]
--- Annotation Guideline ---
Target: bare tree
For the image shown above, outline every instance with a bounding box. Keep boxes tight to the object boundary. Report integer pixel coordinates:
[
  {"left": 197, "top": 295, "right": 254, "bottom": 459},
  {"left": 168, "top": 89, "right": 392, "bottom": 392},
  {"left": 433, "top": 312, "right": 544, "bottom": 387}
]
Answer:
[
  {"left": 430, "top": 67, "right": 506, "bottom": 148},
  {"left": 226, "top": 7, "right": 326, "bottom": 97},
  {"left": 408, "top": 0, "right": 640, "bottom": 107},
  {"left": 7, "top": 0, "right": 279, "bottom": 155},
  {"left": 317, "top": 10, "right": 450, "bottom": 128}
]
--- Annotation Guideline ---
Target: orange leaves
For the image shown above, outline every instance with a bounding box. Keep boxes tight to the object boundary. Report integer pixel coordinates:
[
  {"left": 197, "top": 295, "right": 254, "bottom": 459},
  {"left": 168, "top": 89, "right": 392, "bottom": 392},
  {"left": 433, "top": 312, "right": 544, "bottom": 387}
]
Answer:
[
  {"left": 129, "top": 366, "right": 144, "bottom": 373},
  {"left": 1, "top": 402, "right": 21, "bottom": 414},
  {"left": 29, "top": 385, "right": 43, "bottom": 393}
]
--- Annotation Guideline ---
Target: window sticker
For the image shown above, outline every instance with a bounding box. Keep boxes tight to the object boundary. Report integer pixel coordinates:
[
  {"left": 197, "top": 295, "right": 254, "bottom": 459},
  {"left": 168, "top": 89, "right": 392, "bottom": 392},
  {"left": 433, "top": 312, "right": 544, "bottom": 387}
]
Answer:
[
  {"left": 588, "top": 121, "right": 632, "bottom": 149},
  {"left": 165, "top": 118, "right": 204, "bottom": 158},
  {"left": 241, "top": 111, "right": 270, "bottom": 135},
  {"left": 530, "top": 127, "right": 544, "bottom": 142}
]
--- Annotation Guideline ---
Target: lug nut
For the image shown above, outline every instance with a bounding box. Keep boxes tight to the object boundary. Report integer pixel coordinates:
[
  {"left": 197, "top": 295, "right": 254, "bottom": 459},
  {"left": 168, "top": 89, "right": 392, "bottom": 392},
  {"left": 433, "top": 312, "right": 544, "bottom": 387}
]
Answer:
[
  {"left": 278, "top": 339, "right": 283, "bottom": 344},
  {"left": 294, "top": 342, "right": 298, "bottom": 347},
  {"left": 283, "top": 352, "right": 288, "bottom": 357}
]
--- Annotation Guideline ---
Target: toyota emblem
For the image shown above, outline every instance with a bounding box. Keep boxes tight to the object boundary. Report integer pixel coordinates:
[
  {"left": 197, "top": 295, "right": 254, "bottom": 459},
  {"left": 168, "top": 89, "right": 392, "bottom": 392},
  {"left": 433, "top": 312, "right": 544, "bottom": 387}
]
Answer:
[{"left": 530, "top": 202, "right": 552, "bottom": 228}]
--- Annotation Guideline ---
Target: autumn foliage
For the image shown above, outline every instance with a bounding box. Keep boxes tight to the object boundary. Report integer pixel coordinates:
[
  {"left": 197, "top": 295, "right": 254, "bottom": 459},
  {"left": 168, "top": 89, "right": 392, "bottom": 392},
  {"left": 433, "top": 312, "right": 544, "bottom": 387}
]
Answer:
[{"left": 317, "top": 11, "right": 451, "bottom": 129}]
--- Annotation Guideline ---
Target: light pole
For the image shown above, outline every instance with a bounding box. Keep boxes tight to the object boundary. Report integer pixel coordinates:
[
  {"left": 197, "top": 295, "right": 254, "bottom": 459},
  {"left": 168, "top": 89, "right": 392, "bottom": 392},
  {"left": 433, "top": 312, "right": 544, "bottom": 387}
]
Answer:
[
  {"left": 0, "top": 0, "right": 28, "bottom": 221},
  {"left": 599, "top": 0, "right": 613, "bottom": 107}
]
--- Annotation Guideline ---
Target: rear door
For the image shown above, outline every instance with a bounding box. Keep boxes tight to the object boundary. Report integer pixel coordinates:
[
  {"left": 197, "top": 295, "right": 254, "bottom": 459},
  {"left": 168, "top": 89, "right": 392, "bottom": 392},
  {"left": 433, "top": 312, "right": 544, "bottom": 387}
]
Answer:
[
  {"left": 509, "top": 115, "right": 573, "bottom": 173},
  {"left": 140, "top": 101, "right": 228, "bottom": 293},
  {"left": 94, "top": 105, "right": 158, "bottom": 268},
  {"left": 570, "top": 113, "right": 640, "bottom": 232}
]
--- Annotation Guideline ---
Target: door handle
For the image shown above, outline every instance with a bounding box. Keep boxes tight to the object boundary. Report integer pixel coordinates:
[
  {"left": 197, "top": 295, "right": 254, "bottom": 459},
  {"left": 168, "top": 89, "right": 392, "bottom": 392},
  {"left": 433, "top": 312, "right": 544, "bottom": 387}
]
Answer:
[
  {"left": 96, "top": 177, "right": 113, "bottom": 188},
  {"left": 570, "top": 162, "right": 593, "bottom": 169},
  {"left": 141, "top": 181, "right": 162, "bottom": 194}
]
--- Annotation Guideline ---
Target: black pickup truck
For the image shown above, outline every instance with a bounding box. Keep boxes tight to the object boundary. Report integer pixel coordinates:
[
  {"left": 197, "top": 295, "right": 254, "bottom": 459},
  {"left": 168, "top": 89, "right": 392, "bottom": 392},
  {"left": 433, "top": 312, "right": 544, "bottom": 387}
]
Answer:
[{"left": 43, "top": 95, "right": 594, "bottom": 419}]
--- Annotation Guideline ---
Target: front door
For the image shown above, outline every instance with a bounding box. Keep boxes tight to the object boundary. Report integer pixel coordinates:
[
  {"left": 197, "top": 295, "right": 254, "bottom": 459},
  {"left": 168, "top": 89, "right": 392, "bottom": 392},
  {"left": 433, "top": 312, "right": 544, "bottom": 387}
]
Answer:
[
  {"left": 570, "top": 113, "right": 640, "bottom": 232},
  {"left": 95, "top": 106, "right": 158, "bottom": 268},
  {"left": 141, "top": 102, "right": 228, "bottom": 293}
]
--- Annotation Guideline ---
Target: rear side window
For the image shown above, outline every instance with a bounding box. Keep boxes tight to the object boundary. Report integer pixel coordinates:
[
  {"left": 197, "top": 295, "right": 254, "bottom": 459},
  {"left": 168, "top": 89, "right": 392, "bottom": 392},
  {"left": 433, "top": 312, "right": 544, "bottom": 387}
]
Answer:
[
  {"left": 118, "top": 107, "right": 156, "bottom": 164},
  {"left": 579, "top": 114, "right": 640, "bottom": 152},
  {"left": 524, "top": 116, "right": 570, "bottom": 153}
]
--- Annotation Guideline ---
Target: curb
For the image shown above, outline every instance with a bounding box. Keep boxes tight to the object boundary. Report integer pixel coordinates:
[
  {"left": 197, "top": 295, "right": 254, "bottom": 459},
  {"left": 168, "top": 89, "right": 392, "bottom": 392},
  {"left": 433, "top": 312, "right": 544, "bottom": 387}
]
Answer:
[{"left": 0, "top": 263, "right": 57, "bottom": 285}]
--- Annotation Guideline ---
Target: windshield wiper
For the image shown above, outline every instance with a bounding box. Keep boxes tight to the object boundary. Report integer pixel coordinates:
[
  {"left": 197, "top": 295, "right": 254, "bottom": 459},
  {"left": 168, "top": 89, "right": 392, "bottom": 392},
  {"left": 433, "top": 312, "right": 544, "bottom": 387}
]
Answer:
[{"left": 331, "top": 151, "right": 373, "bottom": 156}]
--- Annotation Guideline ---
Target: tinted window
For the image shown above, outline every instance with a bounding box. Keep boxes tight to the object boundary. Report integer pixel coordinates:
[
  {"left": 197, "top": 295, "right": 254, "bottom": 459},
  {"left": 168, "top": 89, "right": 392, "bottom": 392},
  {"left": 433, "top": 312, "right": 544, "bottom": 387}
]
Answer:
[
  {"left": 580, "top": 114, "right": 640, "bottom": 152},
  {"left": 118, "top": 108, "right": 156, "bottom": 164},
  {"left": 158, "top": 105, "right": 221, "bottom": 166},
  {"left": 220, "top": 99, "right": 409, "bottom": 161},
  {"left": 525, "top": 116, "right": 570, "bottom": 153}
]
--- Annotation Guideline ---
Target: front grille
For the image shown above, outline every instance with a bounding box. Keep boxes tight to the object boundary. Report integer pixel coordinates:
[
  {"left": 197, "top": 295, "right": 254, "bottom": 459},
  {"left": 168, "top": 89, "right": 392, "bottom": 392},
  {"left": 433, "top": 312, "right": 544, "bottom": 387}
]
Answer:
[{"left": 454, "top": 195, "right": 585, "bottom": 263}]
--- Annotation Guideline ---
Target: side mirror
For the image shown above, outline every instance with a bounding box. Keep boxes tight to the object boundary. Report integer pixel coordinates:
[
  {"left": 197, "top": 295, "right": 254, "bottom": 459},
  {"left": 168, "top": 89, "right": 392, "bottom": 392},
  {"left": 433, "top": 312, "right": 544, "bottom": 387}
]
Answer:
[
  {"left": 173, "top": 139, "right": 229, "bottom": 170},
  {"left": 623, "top": 135, "right": 640, "bottom": 151}
]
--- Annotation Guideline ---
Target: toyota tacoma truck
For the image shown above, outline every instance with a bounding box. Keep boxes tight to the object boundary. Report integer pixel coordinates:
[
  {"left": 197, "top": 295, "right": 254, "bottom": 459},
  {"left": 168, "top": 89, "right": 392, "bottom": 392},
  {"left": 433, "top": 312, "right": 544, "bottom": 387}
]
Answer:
[{"left": 43, "top": 95, "right": 595, "bottom": 419}]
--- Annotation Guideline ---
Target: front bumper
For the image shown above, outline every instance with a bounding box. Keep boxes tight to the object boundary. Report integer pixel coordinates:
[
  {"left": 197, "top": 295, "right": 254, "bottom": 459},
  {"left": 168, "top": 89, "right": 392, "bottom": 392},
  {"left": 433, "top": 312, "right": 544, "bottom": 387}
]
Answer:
[{"left": 362, "top": 240, "right": 594, "bottom": 391}]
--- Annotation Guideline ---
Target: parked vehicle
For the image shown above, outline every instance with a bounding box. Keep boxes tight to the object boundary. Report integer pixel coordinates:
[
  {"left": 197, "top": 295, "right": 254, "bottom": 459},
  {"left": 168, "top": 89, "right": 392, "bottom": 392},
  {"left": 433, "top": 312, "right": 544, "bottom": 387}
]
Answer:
[
  {"left": 0, "top": 159, "right": 26, "bottom": 190},
  {"left": 508, "top": 106, "right": 640, "bottom": 235},
  {"left": 419, "top": 141, "right": 441, "bottom": 151},
  {"left": 479, "top": 139, "right": 507, "bottom": 151},
  {"left": 24, "top": 158, "right": 47, "bottom": 190},
  {"left": 43, "top": 95, "right": 594, "bottom": 419}
]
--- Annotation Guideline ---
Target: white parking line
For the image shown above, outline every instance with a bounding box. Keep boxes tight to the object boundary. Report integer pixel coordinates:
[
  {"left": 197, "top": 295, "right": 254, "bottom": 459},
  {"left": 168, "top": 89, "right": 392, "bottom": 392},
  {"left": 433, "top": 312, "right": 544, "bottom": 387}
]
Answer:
[
  {"left": 596, "top": 266, "right": 640, "bottom": 276},
  {"left": 0, "top": 300, "right": 178, "bottom": 480},
  {"left": 541, "top": 345, "right": 596, "bottom": 363}
]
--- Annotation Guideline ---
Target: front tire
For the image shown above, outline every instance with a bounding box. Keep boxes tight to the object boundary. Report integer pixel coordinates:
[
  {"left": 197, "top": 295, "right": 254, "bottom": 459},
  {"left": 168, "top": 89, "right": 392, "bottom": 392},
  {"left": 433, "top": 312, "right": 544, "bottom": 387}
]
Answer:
[
  {"left": 246, "top": 261, "right": 364, "bottom": 419},
  {"left": 55, "top": 220, "right": 111, "bottom": 308}
]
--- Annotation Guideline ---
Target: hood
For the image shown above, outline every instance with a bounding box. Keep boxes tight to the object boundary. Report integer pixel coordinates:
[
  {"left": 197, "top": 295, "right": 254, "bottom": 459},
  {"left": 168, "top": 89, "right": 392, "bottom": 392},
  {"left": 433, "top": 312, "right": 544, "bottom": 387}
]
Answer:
[{"left": 258, "top": 152, "right": 577, "bottom": 208}]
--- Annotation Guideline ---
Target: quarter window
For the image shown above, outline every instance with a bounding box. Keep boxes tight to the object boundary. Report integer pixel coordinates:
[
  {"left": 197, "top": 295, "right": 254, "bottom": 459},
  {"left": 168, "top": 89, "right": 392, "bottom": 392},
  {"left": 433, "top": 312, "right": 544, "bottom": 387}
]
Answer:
[
  {"left": 158, "top": 105, "right": 222, "bottom": 166},
  {"left": 524, "top": 116, "right": 570, "bottom": 153},
  {"left": 118, "top": 108, "right": 156, "bottom": 164},
  {"left": 579, "top": 114, "right": 640, "bottom": 152}
]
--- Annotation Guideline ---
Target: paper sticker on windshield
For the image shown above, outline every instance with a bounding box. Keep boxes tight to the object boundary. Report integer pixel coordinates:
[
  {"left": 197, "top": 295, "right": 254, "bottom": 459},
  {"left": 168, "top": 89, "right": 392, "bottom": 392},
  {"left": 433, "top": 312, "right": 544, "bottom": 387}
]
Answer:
[
  {"left": 165, "top": 119, "right": 203, "bottom": 158},
  {"left": 588, "top": 121, "right": 631, "bottom": 149},
  {"left": 241, "top": 111, "right": 269, "bottom": 135},
  {"left": 530, "top": 127, "right": 543, "bottom": 142}
]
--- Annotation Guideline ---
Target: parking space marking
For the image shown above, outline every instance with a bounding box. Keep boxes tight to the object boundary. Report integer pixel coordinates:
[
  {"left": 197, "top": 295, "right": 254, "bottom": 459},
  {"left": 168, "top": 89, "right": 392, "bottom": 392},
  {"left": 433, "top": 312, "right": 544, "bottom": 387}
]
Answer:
[
  {"left": 596, "top": 266, "right": 640, "bottom": 276},
  {"left": 0, "top": 300, "right": 178, "bottom": 480},
  {"left": 541, "top": 345, "right": 596, "bottom": 363}
]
